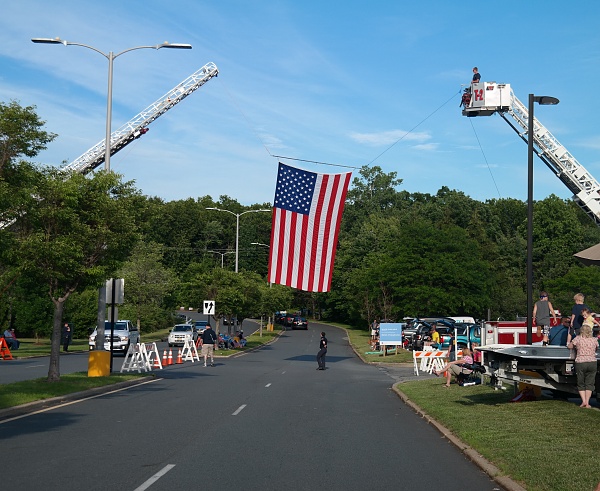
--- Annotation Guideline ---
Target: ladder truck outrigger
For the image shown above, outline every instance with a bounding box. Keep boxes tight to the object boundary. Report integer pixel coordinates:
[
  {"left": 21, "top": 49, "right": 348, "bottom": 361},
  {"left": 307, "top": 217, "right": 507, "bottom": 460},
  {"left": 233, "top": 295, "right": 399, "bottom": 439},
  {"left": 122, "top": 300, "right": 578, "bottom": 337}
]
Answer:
[
  {"left": 64, "top": 61, "right": 218, "bottom": 175},
  {"left": 462, "top": 81, "right": 600, "bottom": 400}
]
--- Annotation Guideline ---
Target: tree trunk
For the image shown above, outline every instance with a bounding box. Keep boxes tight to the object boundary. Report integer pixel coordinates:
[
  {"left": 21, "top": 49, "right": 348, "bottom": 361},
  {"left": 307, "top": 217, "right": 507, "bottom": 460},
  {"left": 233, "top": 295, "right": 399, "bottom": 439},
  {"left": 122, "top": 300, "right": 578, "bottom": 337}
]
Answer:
[{"left": 47, "top": 298, "right": 65, "bottom": 382}]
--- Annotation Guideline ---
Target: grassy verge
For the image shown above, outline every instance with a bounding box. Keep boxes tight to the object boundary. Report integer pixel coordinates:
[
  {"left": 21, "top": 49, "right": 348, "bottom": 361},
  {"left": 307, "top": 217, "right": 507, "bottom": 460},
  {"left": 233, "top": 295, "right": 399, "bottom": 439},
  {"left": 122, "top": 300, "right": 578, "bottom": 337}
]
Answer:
[
  {"left": 334, "top": 322, "right": 413, "bottom": 363},
  {"left": 397, "top": 378, "right": 600, "bottom": 491},
  {"left": 0, "top": 372, "right": 148, "bottom": 410},
  {"left": 5, "top": 338, "right": 90, "bottom": 358}
]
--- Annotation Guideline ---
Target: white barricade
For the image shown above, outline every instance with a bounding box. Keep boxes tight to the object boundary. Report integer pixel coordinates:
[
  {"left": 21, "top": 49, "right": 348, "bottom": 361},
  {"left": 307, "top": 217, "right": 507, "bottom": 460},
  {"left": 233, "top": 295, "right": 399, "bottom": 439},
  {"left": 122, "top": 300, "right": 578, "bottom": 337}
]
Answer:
[
  {"left": 121, "top": 343, "right": 151, "bottom": 373},
  {"left": 181, "top": 338, "right": 200, "bottom": 362},
  {"left": 145, "top": 342, "right": 162, "bottom": 370},
  {"left": 412, "top": 349, "right": 463, "bottom": 376}
]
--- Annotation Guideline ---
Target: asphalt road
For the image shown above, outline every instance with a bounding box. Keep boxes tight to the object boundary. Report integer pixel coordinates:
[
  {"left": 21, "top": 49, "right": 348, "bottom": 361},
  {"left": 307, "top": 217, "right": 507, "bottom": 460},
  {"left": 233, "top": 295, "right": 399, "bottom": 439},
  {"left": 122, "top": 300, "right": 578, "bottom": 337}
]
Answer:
[{"left": 1, "top": 322, "right": 502, "bottom": 491}]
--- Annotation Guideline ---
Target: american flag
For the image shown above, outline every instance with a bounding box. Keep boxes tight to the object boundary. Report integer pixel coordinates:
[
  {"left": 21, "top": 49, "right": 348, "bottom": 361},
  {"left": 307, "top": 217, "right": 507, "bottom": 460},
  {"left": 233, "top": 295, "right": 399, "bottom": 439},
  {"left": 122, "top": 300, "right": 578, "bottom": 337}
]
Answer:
[{"left": 268, "top": 162, "right": 352, "bottom": 292}]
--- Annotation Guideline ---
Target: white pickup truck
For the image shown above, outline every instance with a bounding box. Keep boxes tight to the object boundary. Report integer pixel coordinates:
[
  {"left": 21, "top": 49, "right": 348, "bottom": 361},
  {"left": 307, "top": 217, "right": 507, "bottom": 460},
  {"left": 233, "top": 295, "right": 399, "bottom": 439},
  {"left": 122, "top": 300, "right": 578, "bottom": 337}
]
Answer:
[{"left": 89, "top": 320, "right": 140, "bottom": 355}]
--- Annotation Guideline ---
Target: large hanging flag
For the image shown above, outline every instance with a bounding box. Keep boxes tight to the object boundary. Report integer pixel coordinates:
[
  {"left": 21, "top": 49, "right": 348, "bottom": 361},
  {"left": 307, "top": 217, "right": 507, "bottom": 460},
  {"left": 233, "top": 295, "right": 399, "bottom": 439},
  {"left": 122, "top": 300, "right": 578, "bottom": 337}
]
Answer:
[{"left": 268, "top": 162, "right": 352, "bottom": 292}]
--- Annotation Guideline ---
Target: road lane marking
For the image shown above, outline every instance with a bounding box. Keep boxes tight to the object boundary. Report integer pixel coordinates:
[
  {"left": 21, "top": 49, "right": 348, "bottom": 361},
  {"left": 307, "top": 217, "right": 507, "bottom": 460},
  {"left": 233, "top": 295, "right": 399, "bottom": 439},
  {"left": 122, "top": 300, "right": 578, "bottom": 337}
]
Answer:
[
  {"left": 0, "top": 378, "right": 162, "bottom": 425},
  {"left": 133, "top": 464, "right": 175, "bottom": 491},
  {"left": 232, "top": 404, "right": 247, "bottom": 416},
  {"left": 265, "top": 383, "right": 272, "bottom": 387},
  {"left": 25, "top": 364, "right": 45, "bottom": 369}
]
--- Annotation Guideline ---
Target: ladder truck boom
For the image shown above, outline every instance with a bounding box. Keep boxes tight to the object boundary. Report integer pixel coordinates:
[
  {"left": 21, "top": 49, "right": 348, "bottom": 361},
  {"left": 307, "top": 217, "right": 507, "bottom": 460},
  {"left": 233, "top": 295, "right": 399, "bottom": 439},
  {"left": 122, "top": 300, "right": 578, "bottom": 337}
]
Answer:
[
  {"left": 462, "top": 82, "right": 600, "bottom": 225},
  {"left": 63, "top": 62, "right": 218, "bottom": 175}
]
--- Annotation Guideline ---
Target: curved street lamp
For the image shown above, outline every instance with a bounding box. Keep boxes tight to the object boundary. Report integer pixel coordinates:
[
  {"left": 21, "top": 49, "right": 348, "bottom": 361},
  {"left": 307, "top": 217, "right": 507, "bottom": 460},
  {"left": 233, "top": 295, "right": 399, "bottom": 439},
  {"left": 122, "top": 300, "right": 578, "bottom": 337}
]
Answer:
[
  {"left": 208, "top": 250, "right": 236, "bottom": 269},
  {"left": 206, "top": 207, "right": 271, "bottom": 272},
  {"left": 31, "top": 37, "right": 192, "bottom": 172},
  {"left": 526, "top": 94, "right": 559, "bottom": 344}
]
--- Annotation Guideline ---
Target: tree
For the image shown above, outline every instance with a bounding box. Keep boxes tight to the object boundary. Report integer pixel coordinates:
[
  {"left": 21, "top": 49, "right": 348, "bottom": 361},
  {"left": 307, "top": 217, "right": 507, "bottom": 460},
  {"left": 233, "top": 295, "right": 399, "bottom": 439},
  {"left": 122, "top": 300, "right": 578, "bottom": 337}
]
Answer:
[
  {"left": 14, "top": 169, "right": 139, "bottom": 381},
  {"left": 117, "top": 241, "right": 177, "bottom": 332},
  {"left": 0, "top": 100, "right": 56, "bottom": 175}
]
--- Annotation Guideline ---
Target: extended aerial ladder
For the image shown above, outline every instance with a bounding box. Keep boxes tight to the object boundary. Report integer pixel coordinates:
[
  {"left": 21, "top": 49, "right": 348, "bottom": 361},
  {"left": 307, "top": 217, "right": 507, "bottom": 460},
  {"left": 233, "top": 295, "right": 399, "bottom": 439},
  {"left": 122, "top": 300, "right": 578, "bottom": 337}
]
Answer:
[
  {"left": 64, "top": 61, "right": 218, "bottom": 175},
  {"left": 462, "top": 82, "right": 600, "bottom": 226}
]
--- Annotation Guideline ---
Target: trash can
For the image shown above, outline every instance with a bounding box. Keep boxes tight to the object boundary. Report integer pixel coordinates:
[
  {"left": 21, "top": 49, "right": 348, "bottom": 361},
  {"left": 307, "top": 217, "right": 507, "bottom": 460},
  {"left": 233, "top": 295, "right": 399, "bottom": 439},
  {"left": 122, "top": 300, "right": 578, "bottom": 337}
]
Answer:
[{"left": 88, "top": 350, "right": 111, "bottom": 377}]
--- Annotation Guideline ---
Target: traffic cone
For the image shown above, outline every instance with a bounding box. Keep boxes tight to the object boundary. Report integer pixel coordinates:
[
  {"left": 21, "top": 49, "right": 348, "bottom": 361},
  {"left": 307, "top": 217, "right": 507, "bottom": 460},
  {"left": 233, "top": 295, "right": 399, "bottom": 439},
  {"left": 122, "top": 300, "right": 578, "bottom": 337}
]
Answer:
[
  {"left": 154, "top": 354, "right": 162, "bottom": 369},
  {"left": 162, "top": 350, "right": 168, "bottom": 366},
  {"left": 168, "top": 349, "right": 173, "bottom": 365},
  {"left": 176, "top": 349, "right": 183, "bottom": 364}
]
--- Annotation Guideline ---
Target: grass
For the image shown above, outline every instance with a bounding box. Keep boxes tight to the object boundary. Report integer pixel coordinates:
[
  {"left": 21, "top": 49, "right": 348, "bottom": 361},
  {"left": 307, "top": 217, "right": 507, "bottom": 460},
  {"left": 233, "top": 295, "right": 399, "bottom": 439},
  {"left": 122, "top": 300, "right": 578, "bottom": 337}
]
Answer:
[
  {"left": 0, "top": 372, "right": 148, "bottom": 409},
  {"left": 4, "top": 338, "right": 91, "bottom": 358},
  {"left": 341, "top": 323, "right": 413, "bottom": 363},
  {"left": 397, "top": 378, "right": 600, "bottom": 491}
]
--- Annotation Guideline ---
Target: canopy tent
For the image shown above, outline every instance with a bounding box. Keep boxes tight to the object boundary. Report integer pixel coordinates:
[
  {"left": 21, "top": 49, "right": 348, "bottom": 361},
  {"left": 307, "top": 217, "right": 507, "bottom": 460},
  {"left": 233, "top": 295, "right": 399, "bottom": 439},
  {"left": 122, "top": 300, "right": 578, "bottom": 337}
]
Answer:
[{"left": 573, "top": 242, "right": 600, "bottom": 266}]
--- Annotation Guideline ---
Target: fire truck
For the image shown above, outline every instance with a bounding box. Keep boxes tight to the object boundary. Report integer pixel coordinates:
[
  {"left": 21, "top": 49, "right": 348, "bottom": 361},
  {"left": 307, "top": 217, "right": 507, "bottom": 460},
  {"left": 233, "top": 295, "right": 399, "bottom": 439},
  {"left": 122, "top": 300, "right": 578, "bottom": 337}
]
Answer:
[{"left": 463, "top": 82, "right": 600, "bottom": 399}]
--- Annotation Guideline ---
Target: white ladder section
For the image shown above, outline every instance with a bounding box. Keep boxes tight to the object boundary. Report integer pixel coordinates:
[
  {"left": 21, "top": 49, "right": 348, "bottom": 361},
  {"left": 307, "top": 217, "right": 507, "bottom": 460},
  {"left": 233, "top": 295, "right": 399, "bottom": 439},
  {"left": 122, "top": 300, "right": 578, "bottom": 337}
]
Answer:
[
  {"left": 64, "top": 62, "right": 219, "bottom": 175},
  {"left": 500, "top": 92, "right": 600, "bottom": 225}
]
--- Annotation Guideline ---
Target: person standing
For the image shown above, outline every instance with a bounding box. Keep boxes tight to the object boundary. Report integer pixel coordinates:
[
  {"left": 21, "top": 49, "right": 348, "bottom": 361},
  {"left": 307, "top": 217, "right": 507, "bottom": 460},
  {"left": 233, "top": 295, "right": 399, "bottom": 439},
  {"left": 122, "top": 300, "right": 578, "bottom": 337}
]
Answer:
[
  {"left": 61, "top": 323, "right": 72, "bottom": 352},
  {"left": 316, "top": 331, "right": 327, "bottom": 370},
  {"left": 567, "top": 318, "right": 598, "bottom": 408},
  {"left": 570, "top": 293, "right": 589, "bottom": 338},
  {"left": 472, "top": 67, "right": 481, "bottom": 84},
  {"left": 533, "top": 291, "right": 557, "bottom": 345},
  {"left": 430, "top": 325, "right": 440, "bottom": 348},
  {"left": 201, "top": 324, "right": 217, "bottom": 367}
]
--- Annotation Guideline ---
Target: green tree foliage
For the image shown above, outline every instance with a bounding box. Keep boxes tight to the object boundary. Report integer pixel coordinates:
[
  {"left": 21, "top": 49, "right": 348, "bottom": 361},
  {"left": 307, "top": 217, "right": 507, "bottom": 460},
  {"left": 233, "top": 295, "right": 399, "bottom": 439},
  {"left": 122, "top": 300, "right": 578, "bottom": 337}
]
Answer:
[
  {"left": 14, "top": 169, "right": 139, "bottom": 381},
  {"left": 117, "top": 241, "right": 177, "bottom": 333}
]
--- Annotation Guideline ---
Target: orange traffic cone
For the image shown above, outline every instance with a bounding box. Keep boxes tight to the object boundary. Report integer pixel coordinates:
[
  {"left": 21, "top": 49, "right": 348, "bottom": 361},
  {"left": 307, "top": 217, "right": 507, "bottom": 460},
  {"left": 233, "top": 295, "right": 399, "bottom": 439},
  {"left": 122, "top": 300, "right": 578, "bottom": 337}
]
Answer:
[
  {"left": 154, "top": 354, "right": 162, "bottom": 369},
  {"left": 176, "top": 349, "right": 183, "bottom": 364},
  {"left": 168, "top": 349, "right": 173, "bottom": 365},
  {"left": 162, "top": 350, "right": 168, "bottom": 366}
]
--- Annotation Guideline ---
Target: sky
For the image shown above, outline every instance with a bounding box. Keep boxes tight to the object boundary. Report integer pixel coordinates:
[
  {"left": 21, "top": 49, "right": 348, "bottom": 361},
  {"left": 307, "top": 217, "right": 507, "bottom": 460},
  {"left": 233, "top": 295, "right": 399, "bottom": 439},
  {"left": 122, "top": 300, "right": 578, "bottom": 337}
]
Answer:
[{"left": 2, "top": 1, "right": 600, "bottom": 207}]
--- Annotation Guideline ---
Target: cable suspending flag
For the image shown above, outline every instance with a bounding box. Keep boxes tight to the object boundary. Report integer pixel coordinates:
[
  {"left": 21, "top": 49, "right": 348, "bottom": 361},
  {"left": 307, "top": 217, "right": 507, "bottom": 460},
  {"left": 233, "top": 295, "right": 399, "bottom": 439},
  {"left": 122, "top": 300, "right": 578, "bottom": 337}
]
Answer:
[{"left": 268, "top": 162, "right": 352, "bottom": 292}]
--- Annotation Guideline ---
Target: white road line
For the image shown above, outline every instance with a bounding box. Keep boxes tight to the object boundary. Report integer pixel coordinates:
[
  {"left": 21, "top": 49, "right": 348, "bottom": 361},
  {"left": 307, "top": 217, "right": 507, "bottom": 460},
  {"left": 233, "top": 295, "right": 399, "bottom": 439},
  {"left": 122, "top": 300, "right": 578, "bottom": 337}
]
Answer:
[
  {"left": 0, "top": 378, "right": 162, "bottom": 425},
  {"left": 133, "top": 464, "right": 176, "bottom": 491},
  {"left": 282, "top": 371, "right": 286, "bottom": 374},
  {"left": 265, "top": 383, "right": 272, "bottom": 387},
  {"left": 25, "top": 364, "right": 44, "bottom": 368},
  {"left": 232, "top": 404, "right": 247, "bottom": 416}
]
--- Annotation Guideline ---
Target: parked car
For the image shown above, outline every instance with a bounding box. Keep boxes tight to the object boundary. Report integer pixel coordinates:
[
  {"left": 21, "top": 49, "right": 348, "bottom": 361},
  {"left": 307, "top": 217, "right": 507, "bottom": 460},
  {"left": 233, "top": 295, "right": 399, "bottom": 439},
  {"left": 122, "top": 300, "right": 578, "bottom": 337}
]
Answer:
[
  {"left": 290, "top": 316, "right": 308, "bottom": 330},
  {"left": 283, "top": 314, "right": 296, "bottom": 327},
  {"left": 89, "top": 320, "right": 140, "bottom": 355},
  {"left": 403, "top": 317, "right": 455, "bottom": 350},
  {"left": 195, "top": 320, "right": 210, "bottom": 333},
  {"left": 168, "top": 324, "right": 198, "bottom": 347}
]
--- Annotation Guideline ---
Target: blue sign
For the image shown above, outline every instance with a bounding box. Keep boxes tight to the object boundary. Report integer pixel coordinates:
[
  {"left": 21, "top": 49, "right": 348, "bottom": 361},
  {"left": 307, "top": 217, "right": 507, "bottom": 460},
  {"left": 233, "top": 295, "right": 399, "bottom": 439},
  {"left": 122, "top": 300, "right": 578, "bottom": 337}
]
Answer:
[{"left": 379, "top": 323, "right": 403, "bottom": 345}]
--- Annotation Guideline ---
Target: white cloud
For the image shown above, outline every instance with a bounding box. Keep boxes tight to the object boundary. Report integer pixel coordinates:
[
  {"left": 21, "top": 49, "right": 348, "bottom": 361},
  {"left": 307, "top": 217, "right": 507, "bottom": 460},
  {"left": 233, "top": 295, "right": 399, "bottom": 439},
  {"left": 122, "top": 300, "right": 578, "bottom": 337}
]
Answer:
[
  {"left": 411, "top": 143, "right": 439, "bottom": 151},
  {"left": 349, "top": 130, "right": 431, "bottom": 146}
]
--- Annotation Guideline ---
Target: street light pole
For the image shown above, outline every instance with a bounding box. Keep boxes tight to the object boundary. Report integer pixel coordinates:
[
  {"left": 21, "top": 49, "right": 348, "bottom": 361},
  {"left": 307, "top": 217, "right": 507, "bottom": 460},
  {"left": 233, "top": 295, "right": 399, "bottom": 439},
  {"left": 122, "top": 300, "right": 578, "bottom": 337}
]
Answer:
[
  {"left": 206, "top": 207, "right": 271, "bottom": 273},
  {"left": 208, "top": 250, "right": 235, "bottom": 268},
  {"left": 31, "top": 37, "right": 192, "bottom": 172},
  {"left": 526, "top": 93, "right": 559, "bottom": 345},
  {"left": 251, "top": 242, "right": 271, "bottom": 288}
]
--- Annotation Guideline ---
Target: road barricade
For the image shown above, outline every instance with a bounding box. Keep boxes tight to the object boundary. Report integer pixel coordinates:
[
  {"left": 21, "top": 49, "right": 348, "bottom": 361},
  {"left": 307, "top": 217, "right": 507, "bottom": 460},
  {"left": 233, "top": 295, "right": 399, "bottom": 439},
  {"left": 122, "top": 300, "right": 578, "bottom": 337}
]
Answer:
[
  {"left": 145, "top": 342, "right": 162, "bottom": 370},
  {"left": 412, "top": 349, "right": 464, "bottom": 376},
  {"left": 181, "top": 338, "right": 200, "bottom": 363},
  {"left": 121, "top": 343, "right": 152, "bottom": 373}
]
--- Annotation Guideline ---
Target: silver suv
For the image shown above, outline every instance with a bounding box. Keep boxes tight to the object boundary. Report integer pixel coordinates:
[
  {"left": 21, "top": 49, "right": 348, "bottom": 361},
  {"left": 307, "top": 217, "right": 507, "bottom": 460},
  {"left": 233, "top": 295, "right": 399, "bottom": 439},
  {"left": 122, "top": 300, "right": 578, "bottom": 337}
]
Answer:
[{"left": 89, "top": 320, "right": 140, "bottom": 355}]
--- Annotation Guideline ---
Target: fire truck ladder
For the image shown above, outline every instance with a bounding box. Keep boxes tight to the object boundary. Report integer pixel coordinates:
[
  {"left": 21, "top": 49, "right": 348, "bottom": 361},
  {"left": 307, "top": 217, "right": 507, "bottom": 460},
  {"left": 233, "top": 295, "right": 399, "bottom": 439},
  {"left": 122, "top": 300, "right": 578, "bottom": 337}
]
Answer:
[
  {"left": 463, "top": 85, "right": 600, "bottom": 225},
  {"left": 63, "top": 62, "right": 218, "bottom": 175}
]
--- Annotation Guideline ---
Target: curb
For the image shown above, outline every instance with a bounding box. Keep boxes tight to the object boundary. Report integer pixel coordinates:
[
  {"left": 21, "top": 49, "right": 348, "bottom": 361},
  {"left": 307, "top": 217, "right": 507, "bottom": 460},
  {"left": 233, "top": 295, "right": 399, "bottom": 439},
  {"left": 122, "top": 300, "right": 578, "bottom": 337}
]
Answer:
[
  {"left": 0, "top": 376, "right": 154, "bottom": 422},
  {"left": 392, "top": 384, "right": 527, "bottom": 491}
]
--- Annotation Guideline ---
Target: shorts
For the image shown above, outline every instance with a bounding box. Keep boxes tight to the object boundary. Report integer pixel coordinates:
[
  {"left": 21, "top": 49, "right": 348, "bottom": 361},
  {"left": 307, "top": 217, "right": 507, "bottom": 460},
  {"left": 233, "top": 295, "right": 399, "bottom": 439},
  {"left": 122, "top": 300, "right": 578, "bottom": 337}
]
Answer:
[
  {"left": 201, "top": 344, "right": 214, "bottom": 357},
  {"left": 450, "top": 364, "right": 472, "bottom": 377}
]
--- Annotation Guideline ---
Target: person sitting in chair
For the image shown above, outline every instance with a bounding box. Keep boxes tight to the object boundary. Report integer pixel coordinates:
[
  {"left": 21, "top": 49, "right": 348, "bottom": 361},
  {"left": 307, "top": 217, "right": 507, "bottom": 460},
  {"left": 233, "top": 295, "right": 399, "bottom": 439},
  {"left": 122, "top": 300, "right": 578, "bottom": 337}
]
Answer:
[{"left": 433, "top": 347, "right": 474, "bottom": 387}]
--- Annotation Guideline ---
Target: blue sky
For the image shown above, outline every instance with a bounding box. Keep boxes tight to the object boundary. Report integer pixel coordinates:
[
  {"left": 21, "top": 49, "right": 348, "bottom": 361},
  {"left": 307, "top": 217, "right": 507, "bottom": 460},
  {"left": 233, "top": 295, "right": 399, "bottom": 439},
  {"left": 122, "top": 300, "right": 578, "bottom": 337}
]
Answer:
[{"left": 2, "top": 1, "right": 600, "bottom": 206}]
